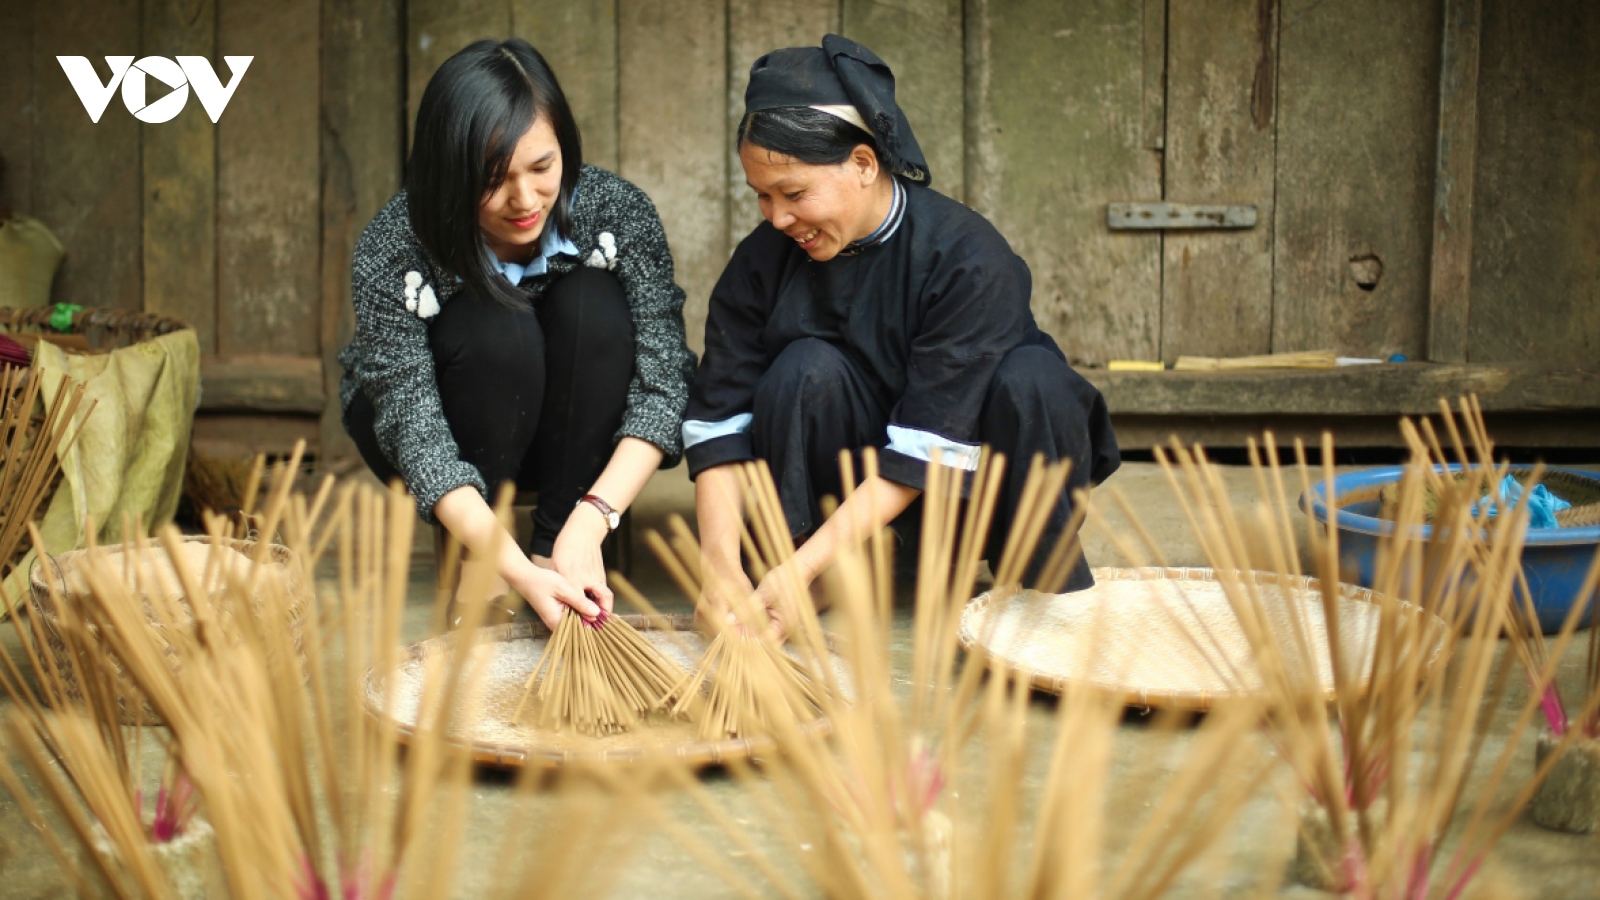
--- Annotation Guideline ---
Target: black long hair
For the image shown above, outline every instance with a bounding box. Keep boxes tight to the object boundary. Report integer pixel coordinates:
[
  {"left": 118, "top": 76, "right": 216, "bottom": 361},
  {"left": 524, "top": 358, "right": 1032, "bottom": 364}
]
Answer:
[
  {"left": 406, "top": 38, "right": 583, "bottom": 309},
  {"left": 736, "top": 106, "right": 878, "bottom": 167}
]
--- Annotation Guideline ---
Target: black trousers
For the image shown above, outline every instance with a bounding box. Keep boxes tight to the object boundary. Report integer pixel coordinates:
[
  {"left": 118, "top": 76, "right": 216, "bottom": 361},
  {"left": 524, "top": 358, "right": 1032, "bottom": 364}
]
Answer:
[
  {"left": 346, "top": 267, "right": 634, "bottom": 557},
  {"left": 750, "top": 338, "right": 1120, "bottom": 592}
]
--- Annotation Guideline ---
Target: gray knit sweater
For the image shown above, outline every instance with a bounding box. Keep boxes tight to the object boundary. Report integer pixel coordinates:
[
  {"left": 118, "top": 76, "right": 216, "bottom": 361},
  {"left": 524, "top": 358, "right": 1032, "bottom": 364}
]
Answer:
[{"left": 338, "top": 164, "right": 697, "bottom": 521}]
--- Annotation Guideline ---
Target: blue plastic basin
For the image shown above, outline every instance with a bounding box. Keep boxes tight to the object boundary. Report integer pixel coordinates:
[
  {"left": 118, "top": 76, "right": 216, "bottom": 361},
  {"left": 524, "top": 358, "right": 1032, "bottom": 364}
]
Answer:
[{"left": 1300, "top": 466, "right": 1600, "bottom": 633}]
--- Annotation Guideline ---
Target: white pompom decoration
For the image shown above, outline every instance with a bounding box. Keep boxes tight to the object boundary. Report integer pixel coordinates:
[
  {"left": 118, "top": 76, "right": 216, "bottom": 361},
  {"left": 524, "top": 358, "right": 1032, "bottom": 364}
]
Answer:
[{"left": 416, "top": 284, "right": 440, "bottom": 319}]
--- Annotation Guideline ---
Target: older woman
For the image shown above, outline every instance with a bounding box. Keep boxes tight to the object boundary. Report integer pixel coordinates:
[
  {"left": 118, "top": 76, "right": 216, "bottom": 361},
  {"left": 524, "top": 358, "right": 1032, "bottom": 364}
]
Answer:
[{"left": 684, "top": 35, "right": 1119, "bottom": 635}]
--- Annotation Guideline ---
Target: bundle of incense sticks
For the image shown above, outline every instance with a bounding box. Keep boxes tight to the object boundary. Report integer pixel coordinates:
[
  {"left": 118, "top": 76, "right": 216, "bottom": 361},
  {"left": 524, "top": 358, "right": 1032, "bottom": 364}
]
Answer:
[
  {"left": 0, "top": 449, "right": 727, "bottom": 898},
  {"left": 512, "top": 607, "right": 688, "bottom": 735},
  {"left": 1425, "top": 398, "right": 1600, "bottom": 744},
  {"left": 618, "top": 447, "right": 1276, "bottom": 899},
  {"left": 1077, "top": 399, "right": 1583, "bottom": 896},
  {"left": 1172, "top": 348, "right": 1337, "bottom": 371},
  {"left": 0, "top": 365, "right": 91, "bottom": 578},
  {"left": 0, "top": 445, "right": 479, "bottom": 898},
  {"left": 645, "top": 460, "right": 839, "bottom": 742}
]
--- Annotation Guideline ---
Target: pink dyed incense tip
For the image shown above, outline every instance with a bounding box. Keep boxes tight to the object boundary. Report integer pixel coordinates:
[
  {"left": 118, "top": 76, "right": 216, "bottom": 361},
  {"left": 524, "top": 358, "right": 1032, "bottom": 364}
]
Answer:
[{"left": 1541, "top": 683, "right": 1569, "bottom": 736}]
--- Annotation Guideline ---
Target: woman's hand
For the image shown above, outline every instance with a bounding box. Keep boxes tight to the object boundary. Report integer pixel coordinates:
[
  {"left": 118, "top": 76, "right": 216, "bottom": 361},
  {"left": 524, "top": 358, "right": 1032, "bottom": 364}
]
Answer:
[
  {"left": 697, "top": 559, "right": 756, "bottom": 635},
  {"left": 549, "top": 502, "right": 615, "bottom": 612},
  {"left": 506, "top": 559, "right": 600, "bottom": 631},
  {"left": 748, "top": 559, "right": 818, "bottom": 642},
  {"left": 434, "top": 485, "right": 601, "bottom": 632}
]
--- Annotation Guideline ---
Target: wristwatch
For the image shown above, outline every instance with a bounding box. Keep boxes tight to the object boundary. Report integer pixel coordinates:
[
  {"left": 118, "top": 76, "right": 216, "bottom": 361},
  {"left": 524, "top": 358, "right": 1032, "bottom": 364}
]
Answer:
[{"left": 577, "top": 494, "right": 621, "bottom": 532}]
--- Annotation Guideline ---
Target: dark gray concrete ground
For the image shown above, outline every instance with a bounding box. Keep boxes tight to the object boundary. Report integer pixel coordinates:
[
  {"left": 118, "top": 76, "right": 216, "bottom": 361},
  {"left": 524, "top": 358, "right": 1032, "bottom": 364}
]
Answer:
[{"left": 2, "top": 462, "right": 1598, "bottom": 897}]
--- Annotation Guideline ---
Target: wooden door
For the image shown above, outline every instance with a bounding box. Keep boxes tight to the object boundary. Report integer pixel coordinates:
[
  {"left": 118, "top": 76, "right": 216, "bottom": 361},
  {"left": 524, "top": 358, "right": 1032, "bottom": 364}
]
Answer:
[{"left": 1156, "top": 0, "right": 1441, "bottom": 365}]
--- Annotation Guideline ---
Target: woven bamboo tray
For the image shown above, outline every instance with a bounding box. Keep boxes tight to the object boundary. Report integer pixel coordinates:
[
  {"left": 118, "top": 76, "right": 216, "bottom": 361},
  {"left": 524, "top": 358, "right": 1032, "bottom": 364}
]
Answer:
[
  {"left": 958, "top": 567, "right": 1448, "bottom": 710},
  {"left": 28, "top": 535, "right": 311, "bottom": 724},
  {"left": 365, "top": 615, "right": 852, "bottom": 769},
  {"left": 0, "top": 306, "right": 190, "bottom": 352}
]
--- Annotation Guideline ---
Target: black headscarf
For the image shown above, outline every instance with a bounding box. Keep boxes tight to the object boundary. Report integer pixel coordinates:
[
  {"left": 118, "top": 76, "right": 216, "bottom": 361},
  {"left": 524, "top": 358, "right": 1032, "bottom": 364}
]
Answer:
[{"left": 744, "top": 34, "right": 932, "bottom": 187}]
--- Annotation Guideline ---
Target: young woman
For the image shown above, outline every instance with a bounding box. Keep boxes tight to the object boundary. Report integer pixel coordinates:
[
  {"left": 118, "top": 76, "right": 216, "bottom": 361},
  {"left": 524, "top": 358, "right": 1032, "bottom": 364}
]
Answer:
[
  {"left": 684, "top": 35, "right": 1120, "bottom": 637},
  {"left": 339, "top": 38, "right": 695, "bottom": 630}
]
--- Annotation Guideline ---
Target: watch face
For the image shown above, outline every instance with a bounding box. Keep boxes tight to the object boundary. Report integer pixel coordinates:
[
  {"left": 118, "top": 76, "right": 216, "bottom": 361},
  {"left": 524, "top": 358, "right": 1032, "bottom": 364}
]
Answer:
[{"left": 607, "top": 511, "right": 621, "bottom": 530}]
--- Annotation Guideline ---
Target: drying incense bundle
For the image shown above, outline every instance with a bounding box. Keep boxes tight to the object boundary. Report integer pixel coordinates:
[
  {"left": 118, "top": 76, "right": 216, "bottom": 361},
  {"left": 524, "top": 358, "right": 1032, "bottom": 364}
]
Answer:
[
  {"left": 615, "top": 447, "right": 1276, "bottom": 899},
  {"left": 1172, "top": 348, "right": 1336, "bottom": 371},
  {"left": 642, "top": 461, "right": 841, "bottom": 741},
  {"left": 0, "top": 365, "right": 91, "bottom": 580},
  {"left": 0, "top": 447, "right": 676, "bottom": 898},
  {"left": 512, "top": 608, "right": 688, "bottom": 735},
  {"left": 664, "top": 628, "right": 826, "bottom": 741},
  {"left": 1077, "top": 401, "right": 1585, "bottom": 897}
]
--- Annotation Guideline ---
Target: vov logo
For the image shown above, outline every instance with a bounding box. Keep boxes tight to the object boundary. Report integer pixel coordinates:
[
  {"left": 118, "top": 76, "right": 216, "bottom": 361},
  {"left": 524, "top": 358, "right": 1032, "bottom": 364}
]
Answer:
[{"left": 57, "top": 56, "right": 253, "bottom": 124}]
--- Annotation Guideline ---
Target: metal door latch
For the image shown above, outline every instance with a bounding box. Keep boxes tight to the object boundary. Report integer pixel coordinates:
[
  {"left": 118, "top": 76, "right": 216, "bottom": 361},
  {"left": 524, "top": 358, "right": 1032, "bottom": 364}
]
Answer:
[{"left": 1107, "top": 202, "right": 1257, "bottom": 230}]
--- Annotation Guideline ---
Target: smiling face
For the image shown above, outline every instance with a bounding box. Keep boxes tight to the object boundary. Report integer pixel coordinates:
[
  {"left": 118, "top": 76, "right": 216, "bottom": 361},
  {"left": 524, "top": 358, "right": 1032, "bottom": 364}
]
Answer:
[
  {"left": 478, "top": 115, "right": 563, "bottom": 264},
  {"left": 739, "top": 142, "right": 893, "bottom": 262}
]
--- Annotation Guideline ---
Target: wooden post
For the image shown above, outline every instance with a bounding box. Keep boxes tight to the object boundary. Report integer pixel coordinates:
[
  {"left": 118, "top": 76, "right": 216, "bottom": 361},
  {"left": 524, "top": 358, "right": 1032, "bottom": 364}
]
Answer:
[{"left": 1427, "top": 0, "right": 1481, "bottom": 364}]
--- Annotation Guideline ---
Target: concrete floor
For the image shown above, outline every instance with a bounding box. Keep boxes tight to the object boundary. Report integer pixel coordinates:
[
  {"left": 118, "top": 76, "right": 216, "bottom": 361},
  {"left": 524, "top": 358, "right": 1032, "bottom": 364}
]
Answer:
[{"left": 2, "top": 462, "right": 1599, "bottom": 897}]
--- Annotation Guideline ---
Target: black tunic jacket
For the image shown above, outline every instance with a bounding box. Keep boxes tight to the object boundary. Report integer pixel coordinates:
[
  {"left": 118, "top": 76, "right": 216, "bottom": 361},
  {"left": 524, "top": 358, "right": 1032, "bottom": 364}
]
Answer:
[{"left": 684, "top": 180, "right": 1082, "bottom": 489}]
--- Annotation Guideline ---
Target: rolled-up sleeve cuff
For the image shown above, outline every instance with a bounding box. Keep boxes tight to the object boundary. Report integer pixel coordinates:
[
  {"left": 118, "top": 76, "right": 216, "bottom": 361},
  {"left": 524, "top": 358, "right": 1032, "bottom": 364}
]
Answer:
[
  {"left": 409, "top": 463, "right": 489, "bottom": 525},
  {"left": 685, "top": 433, "right": 754, "bottom": 479},
  {"left": 880, "top": 426, "right": 982, "bottom": 495}
]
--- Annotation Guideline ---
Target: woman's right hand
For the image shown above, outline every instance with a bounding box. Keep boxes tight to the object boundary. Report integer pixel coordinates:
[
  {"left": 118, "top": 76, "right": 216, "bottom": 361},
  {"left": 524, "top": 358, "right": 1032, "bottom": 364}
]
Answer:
[
  {"left": 696, "top": 560, "right": 756, "bottom": 635},
  {"left": 508, "top": 558, "right": 601, "bottom": 631}
]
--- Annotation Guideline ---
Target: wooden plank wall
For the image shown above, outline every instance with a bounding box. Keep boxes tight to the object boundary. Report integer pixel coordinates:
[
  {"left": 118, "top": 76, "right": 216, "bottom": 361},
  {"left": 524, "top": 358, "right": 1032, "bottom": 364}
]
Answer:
[
  {"left": 2, "top": 0, "right": 402, "bottom": 459},
  {"left": 320, "top": 0, "right": 406, "bottom": 460},
  {"left": 3, "top": 0, "right": 1598, "bottom": 459},
  {"left": 218, "top": 0, "right": 322, "bottom": 359},
  {"left": 965, "top": 0, "right": 1162, "bottom": 364},
  {"left": 142, "top": 0, "right": 217, "bottom": 349},
  {"left": 1469, "top": 0, "right": 1600, "bottom": 365},
  {"left": 618, "top": 0, "right": 727, "bottom": 346},
  {"left": 1271, "top": 0, "right": 1442, "bottom": 360},
  {"left": 32, "top": 0, "right": 144, "bottom": 313},
  {"left": 1161, "top": 0, "right": 1278, "bottom": 362}
]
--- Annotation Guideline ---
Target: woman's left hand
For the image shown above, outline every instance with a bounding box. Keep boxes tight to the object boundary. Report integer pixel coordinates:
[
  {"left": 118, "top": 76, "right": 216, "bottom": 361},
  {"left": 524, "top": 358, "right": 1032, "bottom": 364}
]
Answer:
[
  {"left": 748, "top": 559, "right": 819, "bottom": 642},
  {"left": 549, "top": 504, "right": 615, "bottom": 612}
]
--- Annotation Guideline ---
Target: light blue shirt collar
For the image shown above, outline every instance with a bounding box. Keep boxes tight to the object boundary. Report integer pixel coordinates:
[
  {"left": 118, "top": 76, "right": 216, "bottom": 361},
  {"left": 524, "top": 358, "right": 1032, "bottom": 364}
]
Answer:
[{"left": 487, "top": 223, "right": 581, "bottom": 286}]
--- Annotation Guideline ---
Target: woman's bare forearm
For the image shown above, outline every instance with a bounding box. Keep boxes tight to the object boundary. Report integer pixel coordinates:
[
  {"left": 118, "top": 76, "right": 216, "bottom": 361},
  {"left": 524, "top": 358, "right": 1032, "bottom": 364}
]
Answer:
[
  {"left": 586, "top": 437, "right": 663, "bottom": 512},
  {"left": 433, "top": 485, "right": 528, "bottom": 578},
  {"left": 790, "top": 475, "right": 919, "bottom": 581},
  {"left": 564, "top": 437, "right": 664, "bottom": 536},
  {"left": 694, "top": 465, "right": 747, "bottom": 572}
]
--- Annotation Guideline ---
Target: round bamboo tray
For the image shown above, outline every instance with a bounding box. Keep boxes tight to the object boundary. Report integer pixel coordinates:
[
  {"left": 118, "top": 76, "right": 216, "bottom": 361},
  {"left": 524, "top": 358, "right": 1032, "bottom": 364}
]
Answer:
[
  {"left": 28, "top": 535, "right": 312, "bottom": 724},
  {"left": 958, "top": 567, "right": 1448, "bottom": 710},
  {"left": 366, "top": 615, "right": 851, "bottom": 769}
]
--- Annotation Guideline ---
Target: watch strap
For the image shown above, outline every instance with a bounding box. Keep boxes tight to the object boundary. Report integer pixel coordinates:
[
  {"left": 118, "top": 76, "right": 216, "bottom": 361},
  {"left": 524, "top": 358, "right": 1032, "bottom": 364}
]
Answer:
[{"left": 577, "top": 494, "right": 620, "bottom": 531}]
